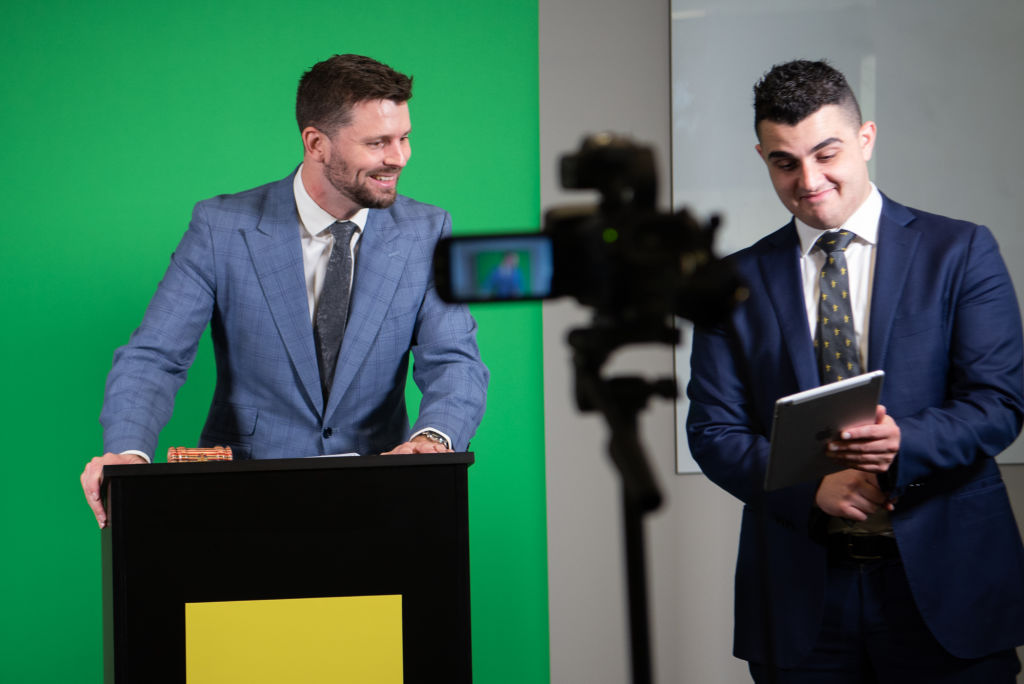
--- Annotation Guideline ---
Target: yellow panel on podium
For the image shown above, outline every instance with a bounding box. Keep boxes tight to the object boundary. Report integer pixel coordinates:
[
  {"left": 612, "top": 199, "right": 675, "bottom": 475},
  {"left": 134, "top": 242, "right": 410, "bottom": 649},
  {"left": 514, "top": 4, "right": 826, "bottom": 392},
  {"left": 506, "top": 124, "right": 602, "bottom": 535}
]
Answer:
[{"left": 185, "top": 595, "right": 403, "bottom": 683}]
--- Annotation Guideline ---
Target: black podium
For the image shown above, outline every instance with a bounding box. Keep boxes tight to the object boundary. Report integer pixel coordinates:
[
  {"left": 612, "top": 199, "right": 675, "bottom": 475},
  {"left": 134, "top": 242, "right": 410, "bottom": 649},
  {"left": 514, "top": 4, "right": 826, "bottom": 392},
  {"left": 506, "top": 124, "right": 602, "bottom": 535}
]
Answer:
[{"left": 101, "top": 453, "right": 473, "bottom": 683}]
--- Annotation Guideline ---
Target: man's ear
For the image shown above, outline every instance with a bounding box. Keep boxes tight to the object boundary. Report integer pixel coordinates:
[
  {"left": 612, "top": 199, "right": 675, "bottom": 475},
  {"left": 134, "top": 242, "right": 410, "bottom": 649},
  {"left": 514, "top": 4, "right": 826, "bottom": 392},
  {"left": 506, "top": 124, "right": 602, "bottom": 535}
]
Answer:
[
  {"left": 302, "top": 126, "right": 329, "bottom": 162},
  {"left": 859, "top": 121, "right": 877, "bottom": 162}
]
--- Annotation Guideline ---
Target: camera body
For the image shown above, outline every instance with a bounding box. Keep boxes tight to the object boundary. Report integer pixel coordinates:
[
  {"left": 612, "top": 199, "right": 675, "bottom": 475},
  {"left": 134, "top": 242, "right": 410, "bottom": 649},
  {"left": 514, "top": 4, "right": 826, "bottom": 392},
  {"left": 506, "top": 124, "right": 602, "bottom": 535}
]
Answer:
[{"left": 434, "top": 133, "right": 742, "bottom": 327}]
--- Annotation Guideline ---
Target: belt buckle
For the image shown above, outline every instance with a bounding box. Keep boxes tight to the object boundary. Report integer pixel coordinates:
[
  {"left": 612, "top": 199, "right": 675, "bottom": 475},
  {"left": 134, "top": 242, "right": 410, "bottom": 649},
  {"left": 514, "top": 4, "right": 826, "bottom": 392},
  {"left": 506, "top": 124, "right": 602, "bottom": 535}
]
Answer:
[{"left": 845, "top": 535, "right": 883, "bottom": 561}]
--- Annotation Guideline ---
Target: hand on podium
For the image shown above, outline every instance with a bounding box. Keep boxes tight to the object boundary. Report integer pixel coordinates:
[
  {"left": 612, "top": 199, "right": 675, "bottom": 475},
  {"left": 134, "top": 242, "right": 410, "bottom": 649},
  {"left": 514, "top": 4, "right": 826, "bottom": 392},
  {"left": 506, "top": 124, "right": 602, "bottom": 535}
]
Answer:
[
  {"left": 384, "top": 434, "right": 453, "bottom": 455},
  {"left": 81, "top": 452, "right": 147, "bottom": 529}
]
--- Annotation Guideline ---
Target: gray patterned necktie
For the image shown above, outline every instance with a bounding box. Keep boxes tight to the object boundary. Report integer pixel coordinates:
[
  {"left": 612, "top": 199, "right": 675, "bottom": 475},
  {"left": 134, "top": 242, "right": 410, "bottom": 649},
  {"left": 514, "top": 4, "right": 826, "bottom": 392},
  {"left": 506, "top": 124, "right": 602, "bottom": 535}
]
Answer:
[
  {"left": 815, "top": 230, "right": 862, "bottom": 383},
  {"left": 314, "top": 221, "right": 357, "bottom": 401}
]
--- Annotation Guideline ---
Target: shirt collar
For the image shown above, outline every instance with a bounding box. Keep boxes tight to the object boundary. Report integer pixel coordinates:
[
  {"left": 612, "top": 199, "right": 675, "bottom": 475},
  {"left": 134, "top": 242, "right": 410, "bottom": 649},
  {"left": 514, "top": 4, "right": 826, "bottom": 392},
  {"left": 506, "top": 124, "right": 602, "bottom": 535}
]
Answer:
[
  {"left": 293, "top": 164, "right": 368, "bottom": 238},
  {"left": 795, "top": 183, "right": 882, "bottom": 256}
]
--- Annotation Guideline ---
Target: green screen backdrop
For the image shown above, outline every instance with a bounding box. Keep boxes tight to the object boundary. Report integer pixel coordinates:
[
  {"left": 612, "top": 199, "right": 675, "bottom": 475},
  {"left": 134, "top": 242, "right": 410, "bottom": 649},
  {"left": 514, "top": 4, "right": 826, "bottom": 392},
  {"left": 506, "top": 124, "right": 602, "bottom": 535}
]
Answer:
[{"left": 1, "top": 2, "right": 547, "bottom": 682}]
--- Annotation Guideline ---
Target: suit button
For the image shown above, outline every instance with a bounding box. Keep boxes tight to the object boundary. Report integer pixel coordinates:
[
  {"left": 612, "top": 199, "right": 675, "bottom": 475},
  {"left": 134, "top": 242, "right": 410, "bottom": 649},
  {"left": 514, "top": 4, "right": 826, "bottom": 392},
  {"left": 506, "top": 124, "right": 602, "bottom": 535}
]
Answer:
[{"left": 323, "top": 428, "right": 333, "bottom": 439}]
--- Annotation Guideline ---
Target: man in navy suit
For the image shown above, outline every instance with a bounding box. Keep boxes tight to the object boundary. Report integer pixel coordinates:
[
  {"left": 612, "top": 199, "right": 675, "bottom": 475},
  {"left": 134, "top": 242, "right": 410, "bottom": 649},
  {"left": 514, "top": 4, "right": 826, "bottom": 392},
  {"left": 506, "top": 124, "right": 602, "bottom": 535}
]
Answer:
[
  {"left": 687, "top": 60, "right": 1024, "bottom": 681},
  {"left": 82, "top": 54, "right": 488, "bottom": 527}
]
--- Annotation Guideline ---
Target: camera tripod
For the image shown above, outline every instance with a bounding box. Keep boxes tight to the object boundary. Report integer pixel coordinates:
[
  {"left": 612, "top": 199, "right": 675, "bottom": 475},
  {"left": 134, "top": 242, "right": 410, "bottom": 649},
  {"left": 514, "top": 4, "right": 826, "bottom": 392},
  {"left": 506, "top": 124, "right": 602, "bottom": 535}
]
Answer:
[{"left": 568, "top": 320, "right": 679, "bottom": 684}]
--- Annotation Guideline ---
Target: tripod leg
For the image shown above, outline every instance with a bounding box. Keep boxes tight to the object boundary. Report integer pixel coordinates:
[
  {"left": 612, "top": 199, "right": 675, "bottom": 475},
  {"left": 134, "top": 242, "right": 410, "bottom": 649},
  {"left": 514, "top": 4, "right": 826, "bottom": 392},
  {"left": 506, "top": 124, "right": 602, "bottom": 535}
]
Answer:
[{"left": 624, "top": 487, "right": 654, "bottom": 684}]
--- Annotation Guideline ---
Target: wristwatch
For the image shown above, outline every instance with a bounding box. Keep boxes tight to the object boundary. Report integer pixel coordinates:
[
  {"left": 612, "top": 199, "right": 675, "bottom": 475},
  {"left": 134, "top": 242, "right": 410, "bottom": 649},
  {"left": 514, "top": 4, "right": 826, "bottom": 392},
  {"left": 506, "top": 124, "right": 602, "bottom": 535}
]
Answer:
[{"left": 416, "top": 429, "right": 451, "bottom": 449}]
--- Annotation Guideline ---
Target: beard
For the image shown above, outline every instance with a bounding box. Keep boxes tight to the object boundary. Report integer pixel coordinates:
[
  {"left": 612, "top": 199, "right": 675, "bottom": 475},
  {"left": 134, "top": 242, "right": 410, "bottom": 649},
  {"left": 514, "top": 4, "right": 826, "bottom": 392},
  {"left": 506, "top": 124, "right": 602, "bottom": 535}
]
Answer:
[{"left": 323, "top": 155, "right": 399, "bottom": 210}]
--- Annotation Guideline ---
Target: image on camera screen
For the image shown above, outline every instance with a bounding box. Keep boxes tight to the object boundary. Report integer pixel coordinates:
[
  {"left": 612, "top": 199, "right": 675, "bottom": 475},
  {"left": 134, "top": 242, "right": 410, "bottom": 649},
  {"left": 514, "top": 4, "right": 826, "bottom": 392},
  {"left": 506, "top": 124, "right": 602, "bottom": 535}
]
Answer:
[{"left": 445, "top": 235, "right": 554, "bottom": 302}]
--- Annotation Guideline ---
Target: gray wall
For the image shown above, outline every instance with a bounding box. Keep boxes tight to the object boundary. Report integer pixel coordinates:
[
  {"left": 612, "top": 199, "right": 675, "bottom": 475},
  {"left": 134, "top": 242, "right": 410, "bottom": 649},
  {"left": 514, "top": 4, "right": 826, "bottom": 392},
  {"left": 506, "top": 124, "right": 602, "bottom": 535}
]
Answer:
[
  {"left": 540, "top": 0, "right": 747, "bottom": 681},
  {"left": 541, "top": 0, "right": 1024, "bottom": 681}
]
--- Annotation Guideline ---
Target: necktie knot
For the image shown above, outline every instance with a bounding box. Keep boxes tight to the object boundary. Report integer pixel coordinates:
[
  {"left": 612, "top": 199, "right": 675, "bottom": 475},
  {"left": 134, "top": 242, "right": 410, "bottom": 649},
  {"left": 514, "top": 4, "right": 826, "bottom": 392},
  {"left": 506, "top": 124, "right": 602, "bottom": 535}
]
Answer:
[
  {"left": 329, "top": 220, "right": 357, "bottom": 246},
  {"left": 815, "top": 230, "right": 857, "bottom": 255}
]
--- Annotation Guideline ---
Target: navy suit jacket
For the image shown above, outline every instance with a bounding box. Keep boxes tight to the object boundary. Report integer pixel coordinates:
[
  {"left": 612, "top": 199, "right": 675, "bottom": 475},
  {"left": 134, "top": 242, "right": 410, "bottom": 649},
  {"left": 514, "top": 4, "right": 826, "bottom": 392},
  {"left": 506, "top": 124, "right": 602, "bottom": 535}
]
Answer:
[
  {"left": 687, "top": 194, "right": 1024, "bottom": 665},
  {"left": 101, "top": 171, "right": 488, "bottom": 459}
]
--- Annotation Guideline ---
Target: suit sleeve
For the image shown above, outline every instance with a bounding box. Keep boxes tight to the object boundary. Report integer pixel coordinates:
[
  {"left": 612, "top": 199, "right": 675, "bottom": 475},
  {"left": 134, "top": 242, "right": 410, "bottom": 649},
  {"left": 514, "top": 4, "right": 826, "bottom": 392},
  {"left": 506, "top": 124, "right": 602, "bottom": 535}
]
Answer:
[
  {"left": 100, "top": 204, "right": 216, "bottom": 457},
  {"left": 686, "top": 312, "right": 819, "bottom": 526},
  {"left": 887, "top": 224, "right": 1024, "bottom": 493},
  {"left": 408, "top": 212, "right": 489, "bottom": 452}
]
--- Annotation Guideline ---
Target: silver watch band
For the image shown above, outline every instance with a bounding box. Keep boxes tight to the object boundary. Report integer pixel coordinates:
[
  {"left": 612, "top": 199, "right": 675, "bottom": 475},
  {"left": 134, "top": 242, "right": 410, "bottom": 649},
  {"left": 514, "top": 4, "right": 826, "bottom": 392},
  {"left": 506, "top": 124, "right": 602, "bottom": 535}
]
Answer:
[{"left": 417, "top": 429, "right": 450, "bottom": 449}]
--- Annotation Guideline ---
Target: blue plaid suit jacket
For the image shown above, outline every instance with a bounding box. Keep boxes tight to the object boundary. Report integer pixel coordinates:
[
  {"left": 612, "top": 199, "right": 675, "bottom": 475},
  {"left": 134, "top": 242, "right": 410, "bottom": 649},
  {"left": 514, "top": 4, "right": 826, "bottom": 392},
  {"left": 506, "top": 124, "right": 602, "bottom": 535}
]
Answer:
[{"left": 101, "top": 170, "right": 488, "bottom": 459}]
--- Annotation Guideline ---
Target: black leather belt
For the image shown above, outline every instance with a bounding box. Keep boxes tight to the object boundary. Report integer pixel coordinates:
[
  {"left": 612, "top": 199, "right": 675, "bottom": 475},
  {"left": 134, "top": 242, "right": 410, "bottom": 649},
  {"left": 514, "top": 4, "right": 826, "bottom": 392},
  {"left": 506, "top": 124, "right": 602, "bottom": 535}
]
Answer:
[{"left": 827, "top": 534, "right": 900, "bottom": 562}]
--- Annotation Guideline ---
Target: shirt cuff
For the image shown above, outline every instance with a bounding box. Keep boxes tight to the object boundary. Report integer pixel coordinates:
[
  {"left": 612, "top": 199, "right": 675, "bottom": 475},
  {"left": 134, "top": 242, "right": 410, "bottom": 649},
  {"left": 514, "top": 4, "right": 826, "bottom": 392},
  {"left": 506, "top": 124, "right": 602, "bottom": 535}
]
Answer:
[{"left": 120, "top": 449, "right": 152, "bottom": 464}]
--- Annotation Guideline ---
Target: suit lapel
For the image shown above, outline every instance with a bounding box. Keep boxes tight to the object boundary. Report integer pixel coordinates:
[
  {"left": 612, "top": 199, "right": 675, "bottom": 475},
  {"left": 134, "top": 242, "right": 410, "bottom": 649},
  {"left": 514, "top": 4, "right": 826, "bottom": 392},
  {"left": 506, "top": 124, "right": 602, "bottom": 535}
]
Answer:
[
  {"left": 868, "top": 196, "right": 919, "bottom": 371},
  {"left": 758, "top": 222, "right": 820, "bottom": 392},
  {"left": 325, "top": 207, "right": 412, "bottom": 418},
  {"left": 243, "top": 171, "right": 324, "bottom": 414}
]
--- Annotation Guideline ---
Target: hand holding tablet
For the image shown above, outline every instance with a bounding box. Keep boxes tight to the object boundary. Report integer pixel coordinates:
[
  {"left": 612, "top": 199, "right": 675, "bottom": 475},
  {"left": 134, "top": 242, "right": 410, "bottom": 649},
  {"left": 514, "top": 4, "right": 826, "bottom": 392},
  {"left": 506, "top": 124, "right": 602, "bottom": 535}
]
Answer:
[{"left": 764, "top": 370, "right": 885, "bottom": 491}]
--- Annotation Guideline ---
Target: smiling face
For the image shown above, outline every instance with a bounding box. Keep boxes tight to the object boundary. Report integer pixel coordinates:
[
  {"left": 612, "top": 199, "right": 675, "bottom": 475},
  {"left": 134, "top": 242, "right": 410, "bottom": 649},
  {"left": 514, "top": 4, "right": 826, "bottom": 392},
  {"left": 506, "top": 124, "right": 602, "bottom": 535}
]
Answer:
[
  {"left": 302, "top": 98, "right": 411, "bottom": 219},
  {"left": 755, "top": 104, "right": 876, "bottom": 230}
]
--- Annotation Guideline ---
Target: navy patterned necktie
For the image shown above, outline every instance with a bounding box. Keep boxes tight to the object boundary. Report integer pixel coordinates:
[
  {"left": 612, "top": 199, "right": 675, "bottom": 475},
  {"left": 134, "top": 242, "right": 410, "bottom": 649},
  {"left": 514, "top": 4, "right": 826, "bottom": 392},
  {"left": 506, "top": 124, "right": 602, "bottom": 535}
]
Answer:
[
  {"left": 314, "top": 221, "right": 357, "bottom": 401},
  {"left": 815, "top": 230, "right": 862, "bottom": 383}
]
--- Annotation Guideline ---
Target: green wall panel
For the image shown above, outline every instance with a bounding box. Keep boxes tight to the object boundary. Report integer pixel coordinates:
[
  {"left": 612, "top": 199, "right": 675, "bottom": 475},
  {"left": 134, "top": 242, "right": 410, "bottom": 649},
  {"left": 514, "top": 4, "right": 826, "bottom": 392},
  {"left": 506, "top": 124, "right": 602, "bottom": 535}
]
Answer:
[{"left": 0, "top": 2, "right": 546, "bottom": 682}]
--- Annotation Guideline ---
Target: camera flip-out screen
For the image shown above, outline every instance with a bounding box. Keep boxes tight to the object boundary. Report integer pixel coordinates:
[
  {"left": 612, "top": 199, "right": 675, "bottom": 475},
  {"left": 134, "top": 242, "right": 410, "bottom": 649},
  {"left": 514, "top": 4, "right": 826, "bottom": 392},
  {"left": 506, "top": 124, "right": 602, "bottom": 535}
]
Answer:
[{"left": 436, "top": 234, "right": 555, "bottom": 303}]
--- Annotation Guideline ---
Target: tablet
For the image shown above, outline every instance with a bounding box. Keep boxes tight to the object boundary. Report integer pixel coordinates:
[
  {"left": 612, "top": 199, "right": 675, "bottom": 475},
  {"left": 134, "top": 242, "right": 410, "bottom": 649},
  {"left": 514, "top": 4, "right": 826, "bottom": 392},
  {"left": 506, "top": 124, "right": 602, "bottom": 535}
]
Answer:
[{"left": 764, "top": 370, "right": 884, "bottom": 491}]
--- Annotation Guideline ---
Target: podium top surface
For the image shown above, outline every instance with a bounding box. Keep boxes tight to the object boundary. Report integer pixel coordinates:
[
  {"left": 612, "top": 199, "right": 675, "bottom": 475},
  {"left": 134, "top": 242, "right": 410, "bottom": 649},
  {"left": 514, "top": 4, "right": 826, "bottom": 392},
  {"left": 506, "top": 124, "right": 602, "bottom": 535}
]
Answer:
[{"left": 102, "top": 451, "right": 474, "bottom": 480}]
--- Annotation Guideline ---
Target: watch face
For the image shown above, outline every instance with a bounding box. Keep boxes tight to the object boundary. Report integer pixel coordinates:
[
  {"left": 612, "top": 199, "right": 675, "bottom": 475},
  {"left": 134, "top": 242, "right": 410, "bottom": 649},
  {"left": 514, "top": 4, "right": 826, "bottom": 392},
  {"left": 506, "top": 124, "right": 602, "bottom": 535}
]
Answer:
[{"left": 422, "top": 431, "right": 449, "bottom": 448}]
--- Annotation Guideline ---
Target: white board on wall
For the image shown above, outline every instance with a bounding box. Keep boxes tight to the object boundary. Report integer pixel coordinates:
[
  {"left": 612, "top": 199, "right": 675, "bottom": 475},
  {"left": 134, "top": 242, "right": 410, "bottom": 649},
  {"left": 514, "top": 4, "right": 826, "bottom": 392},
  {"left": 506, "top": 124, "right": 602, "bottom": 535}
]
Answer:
[{"left": 672, "top": 0, "right": 1024, "bottom": 472}]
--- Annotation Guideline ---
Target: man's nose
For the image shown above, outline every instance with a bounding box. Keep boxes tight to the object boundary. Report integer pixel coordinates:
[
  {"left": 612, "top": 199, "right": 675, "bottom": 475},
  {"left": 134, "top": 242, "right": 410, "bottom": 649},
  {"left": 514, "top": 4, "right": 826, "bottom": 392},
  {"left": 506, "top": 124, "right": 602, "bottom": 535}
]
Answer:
[
  {"left": 798, "top": 163, "right": 822, "bottom": 190},
  {"left": 384, "top": 140, "right": 409, "bottom": 168}
]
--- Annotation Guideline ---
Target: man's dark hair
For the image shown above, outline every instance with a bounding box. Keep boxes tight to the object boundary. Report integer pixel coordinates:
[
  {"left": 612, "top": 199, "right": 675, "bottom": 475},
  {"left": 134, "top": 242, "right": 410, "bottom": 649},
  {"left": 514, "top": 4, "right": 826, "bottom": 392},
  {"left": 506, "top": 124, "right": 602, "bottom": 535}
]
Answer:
[
  {"left": 753, "top": 59, "right": 861, "bottom": 135},
  {"left": 296, "top": 54, "right": 413, "bottom": 135}
]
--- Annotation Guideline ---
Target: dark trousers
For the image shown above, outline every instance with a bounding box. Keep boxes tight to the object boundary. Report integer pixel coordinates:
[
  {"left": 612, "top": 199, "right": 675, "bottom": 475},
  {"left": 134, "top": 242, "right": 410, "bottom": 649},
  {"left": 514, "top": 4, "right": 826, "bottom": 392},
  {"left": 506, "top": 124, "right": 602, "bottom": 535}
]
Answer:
[{"left": 749, "top": 556, "right": 1021, "bottom": 684}]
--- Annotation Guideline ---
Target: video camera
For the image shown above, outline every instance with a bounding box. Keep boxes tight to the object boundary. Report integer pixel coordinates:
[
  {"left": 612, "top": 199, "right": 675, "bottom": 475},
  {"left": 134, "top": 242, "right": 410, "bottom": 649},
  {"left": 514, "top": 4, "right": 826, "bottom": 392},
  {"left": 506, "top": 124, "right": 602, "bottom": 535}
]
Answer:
[
  {"left": 435, "top": 135, "right": 746, "bottom": 679},
  {"left": 433, "top": 132, "right": 744, "bottom": 328}
]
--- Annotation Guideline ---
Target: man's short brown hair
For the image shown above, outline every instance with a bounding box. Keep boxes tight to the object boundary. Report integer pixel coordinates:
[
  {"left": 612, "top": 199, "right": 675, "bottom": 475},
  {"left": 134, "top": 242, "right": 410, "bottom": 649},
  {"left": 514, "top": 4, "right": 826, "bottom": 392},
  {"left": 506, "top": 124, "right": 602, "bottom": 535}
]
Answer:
[{"left": 296, "top": 54, "right": 413, "bottom": 135}]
